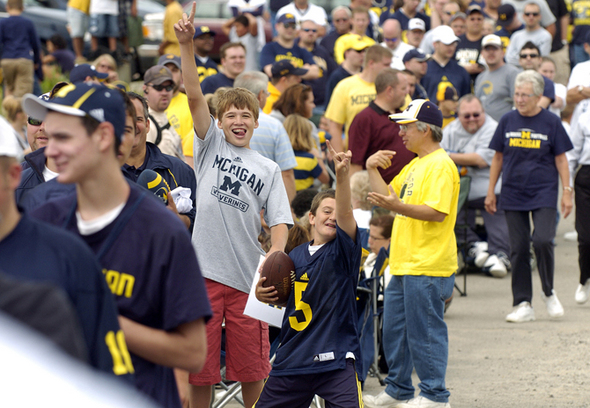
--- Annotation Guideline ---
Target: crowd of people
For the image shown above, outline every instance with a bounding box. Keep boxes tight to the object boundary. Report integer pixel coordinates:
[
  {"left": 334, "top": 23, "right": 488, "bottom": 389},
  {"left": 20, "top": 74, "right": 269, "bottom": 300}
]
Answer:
[{"left": 1, "top": 0, "right": 590, "bottom": 406}]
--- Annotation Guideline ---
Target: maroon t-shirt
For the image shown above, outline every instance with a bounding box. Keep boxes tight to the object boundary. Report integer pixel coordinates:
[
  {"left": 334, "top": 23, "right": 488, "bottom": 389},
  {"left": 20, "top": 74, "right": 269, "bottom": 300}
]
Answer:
[{"left": 348, "top": 101, "right": 416, "bottom": 183}]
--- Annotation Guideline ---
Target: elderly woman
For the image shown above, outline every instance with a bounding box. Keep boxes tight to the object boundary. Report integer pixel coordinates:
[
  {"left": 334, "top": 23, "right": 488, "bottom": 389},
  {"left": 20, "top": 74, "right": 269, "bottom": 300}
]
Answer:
[{"left": 485, "top": 70, "right": 574, "bottom": 323}]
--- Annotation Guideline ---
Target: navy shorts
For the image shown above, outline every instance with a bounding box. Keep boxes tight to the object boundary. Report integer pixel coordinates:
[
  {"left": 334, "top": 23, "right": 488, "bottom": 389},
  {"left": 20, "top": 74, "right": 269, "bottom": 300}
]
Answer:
[{"left": 253, "top": 359, "right": 362, "bottom": 408}]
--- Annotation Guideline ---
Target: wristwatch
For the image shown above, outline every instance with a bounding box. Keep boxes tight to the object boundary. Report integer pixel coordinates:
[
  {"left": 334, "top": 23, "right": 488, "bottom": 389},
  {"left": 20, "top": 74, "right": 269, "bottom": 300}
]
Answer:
[{"left": 579, "top": 85, "right": 585, "bottom": 94}]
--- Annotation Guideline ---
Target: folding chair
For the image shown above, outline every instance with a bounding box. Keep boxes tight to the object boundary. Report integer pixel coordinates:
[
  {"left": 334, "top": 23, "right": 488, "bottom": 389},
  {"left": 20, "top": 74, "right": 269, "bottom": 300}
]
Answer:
[
  {"left": 358, "top": 246, "right": 389, "bottom": 386},
  {"left": 454, "top": 176, "right": 472, "bottom": 296}
]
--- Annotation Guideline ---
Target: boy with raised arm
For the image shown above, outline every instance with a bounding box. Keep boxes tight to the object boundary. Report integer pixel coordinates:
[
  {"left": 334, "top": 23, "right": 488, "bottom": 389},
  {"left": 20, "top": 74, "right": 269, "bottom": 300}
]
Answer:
[
  {"left": 254, "top": 141, "right": 363, "bottom": 408},
  {"left": 175, "top": 6, "right": 293, "bottom": 408}
]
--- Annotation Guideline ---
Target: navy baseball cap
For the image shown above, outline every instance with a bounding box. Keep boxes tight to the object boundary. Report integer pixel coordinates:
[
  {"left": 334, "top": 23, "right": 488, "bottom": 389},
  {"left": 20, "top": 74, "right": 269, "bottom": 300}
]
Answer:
[
  {"left": 22, "top": 83, "right": 126, "bottom": 140},
  {"left": 277, "top": 13, "right": 297, "bottom": 24},
  {"left": 389, "top": 99, "right": 443, "bottom": 128},
  {"left": 70, "top": 64, "right": 109, "bottom": 84},
  {"left": 193, "top": 25, "right": 216, "bottom": 39},
  {"left": 403, "top": 49, "right": 429, "bottom": 63},
  {"left": 497, "top": 4, "right": 515, "bottom": 27},
  {"left": 271, "top": 60, "right": 308, "bottom": 78},
  {"left": 158, "top": 54, "right": 181, "bottom": 69}
]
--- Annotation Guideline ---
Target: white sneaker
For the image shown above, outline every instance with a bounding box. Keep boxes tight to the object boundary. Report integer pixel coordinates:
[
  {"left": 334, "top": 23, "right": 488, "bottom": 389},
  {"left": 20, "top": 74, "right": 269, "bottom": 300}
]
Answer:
[
  {"left": 482, "top": 254, "right": 507, "bottom": 278},
  {"left": 564, "top": 231, "right": 578, "bottom": 242},
  {"left": 397, "top": 396, "right": 451, "bottom": 408},
  {"left": 575, "top": 281, "right": 590, "bottom": 304},
  {"left": 506, "top": 302, "right": 535, "bottom": 323},
  {"left": 364, "top": 391, "right": 409, "bottom": 408},
  {"left": 542, "top": 290, "right": 564, "bottom": 318},
  {"left": 468, "top": 241, "right": 489, "bottom": 267}
]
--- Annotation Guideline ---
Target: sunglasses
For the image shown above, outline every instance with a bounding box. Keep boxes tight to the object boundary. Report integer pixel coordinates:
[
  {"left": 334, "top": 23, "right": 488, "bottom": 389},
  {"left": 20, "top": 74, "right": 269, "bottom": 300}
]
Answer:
[
  {"left": 524, "top": 12, "right": 539, "bottom": 16},
  {"left": 149, "top": 83, "right": 174, "bottom": 92},
  {"left": 302, "top": 28, "right": 317, "bottom": 32},
  {"left": 334, "top": 18, "right": 349, "bottom": 23},
  {"left": 519, "top": 53, "right": 539, "bottom": 59},
  {"left": 384, "top": 37, "right": 399, "bottom": 42},
  {"left": 444, "top": 10, "right": 456, "bottom": 15},
  {"left": 461, "top": 112, "right": 481, "bottom": 119},
  {"left": 27, "top": 117, "right": 43, "bottom": 126},
  {"left": 283, "top": 23, "right": 297, "bottom": 29}
]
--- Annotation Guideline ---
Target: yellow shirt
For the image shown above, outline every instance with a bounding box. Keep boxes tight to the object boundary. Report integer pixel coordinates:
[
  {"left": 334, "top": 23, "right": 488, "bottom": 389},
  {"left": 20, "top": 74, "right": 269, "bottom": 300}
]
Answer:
[
  {"left": 324, "top": 74, "right": 376, "bottom": 148},
  {"left": 388, "top": 149, "right": 460, "bottom": 277},
  {"left": 167, "top": 92, "right": 195, "bottom": 158},
  {"left": 163, "top": 1, "right": 184, "bottom": 56},
  {"left": 68, "top": 0, "right": 90, "bottom": 14},
  {"left": 263, "top": 82, "right": 281, "bottom": 114},
  {"left": 333, "top": 33, "right": 376, "bottom": 65}
]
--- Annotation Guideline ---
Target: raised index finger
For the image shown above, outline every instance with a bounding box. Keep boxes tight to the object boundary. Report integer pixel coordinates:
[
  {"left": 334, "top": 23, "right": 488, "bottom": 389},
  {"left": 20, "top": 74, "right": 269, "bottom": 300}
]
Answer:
[
  {"left": 188, "top": 1, "right": 196, "bottom": 22},
  {"left": 326, "top": 139, "right": 339, "bottom": 158}
]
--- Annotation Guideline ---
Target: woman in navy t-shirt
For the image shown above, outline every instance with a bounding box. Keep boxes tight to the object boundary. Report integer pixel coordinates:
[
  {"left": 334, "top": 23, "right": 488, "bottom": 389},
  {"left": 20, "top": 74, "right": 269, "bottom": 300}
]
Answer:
[{"left": 485, "top": 70, "right": 573, "bottom": 323}]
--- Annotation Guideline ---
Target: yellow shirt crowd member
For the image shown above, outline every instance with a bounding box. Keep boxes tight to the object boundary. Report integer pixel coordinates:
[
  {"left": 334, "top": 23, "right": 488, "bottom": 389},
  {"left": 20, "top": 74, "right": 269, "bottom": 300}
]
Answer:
[
  {"left": 324, "top": 74, "right": 376, "bottom": 149},
  {"left": 162, "top": 1, "right": 184, "bottom": 56},
  {"left": 388, "top": 149, "right": 460, "bottom": 277},
  {"left": 167, "top": 91, "right": 195, "bottom": 159},
  {"left": 68, "top": 0, "right": 90, "bottom": 14}
]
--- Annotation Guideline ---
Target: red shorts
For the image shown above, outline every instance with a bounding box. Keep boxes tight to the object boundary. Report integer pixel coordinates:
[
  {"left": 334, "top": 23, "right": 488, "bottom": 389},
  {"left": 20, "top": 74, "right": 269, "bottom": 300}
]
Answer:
[{"left": 189, "top": 279, "right": 271, "bottom": 385}]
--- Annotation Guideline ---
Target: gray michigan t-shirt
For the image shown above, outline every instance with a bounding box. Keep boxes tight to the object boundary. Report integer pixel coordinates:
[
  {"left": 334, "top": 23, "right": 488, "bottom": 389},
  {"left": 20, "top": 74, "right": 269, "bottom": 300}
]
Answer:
[
  {"left": 475, "top": 64, "right": 520, "bottom": 122},
  {"left": 192, "top": 116, "right": 293, "bottom": 293}
]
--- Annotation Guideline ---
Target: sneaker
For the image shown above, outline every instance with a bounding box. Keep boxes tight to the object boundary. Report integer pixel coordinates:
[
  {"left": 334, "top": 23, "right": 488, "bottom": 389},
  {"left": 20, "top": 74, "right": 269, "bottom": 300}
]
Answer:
[
  {"left": 397, "top": 396, "right": 451, "bottom": 407},
  {"left": 482, "top": 254, "right": 507, "bottom": 278},
  {"left": 575, "top": 281, "right": 590, "bottom": 304},
  {"left": 364, "top": 391, "right": 409, "bottom": 408},
  {"left": 468, "top": 241, "right": 488, "bottom": 267},
  {"left": 564, "top": 231, "right": 578, "bottom": 242},
  {"left": 541, "top": 290, "right": 564, "bottom": 318},
  {"left": 506, "top": 302, "right": 535, "bottom": 323}
]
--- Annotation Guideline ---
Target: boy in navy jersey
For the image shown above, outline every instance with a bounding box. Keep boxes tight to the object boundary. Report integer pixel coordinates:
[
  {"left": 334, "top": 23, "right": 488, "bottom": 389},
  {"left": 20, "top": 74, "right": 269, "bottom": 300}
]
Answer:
[
  {"left": 255, "top": 140, "right": 363, "bottom": 408},
  {"left": 22, "top": 82, "right": 211, "bottom": 408}
]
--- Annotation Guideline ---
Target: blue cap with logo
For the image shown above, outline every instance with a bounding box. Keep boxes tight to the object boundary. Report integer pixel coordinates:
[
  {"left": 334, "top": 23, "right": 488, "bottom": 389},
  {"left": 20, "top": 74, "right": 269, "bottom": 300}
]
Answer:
[
  {"left": 271, "top": 60, "right": 308, "bottom": 78},
  {"left": 402, "top": 49, "right": 429, "bottom": 63},
  {"left": 277, "top": 13, "right": 297, "bottom": 24},
  {"left": 22, "top": 83, "right": 126, "bottom": 140},
  {"left": 70, "top": 63, "right": 109, "bottom": 84},
  {"left": 389, "top": 99, "right": 443, "bottom": 128},
  {"left": 194, "top": 25, "right": 216, "bottom": 38},
  {"left": 158, "top": 53, "right": 181, "bottom": 69}
]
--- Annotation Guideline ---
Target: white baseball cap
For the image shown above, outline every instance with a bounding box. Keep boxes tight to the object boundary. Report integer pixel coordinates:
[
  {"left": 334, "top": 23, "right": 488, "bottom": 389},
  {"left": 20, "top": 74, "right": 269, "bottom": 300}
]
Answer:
[
  {"left": 0, "top": 116, "right": 22, "bottom": 161},
  {"left": 408, "top": 18, "right": 426, "bottom": 32},
  {"left": 432, "top": 25, "right": 460, "bottom": 45},
  {"left": 481, "top": 34, "right": 503, "bottom": 48}
]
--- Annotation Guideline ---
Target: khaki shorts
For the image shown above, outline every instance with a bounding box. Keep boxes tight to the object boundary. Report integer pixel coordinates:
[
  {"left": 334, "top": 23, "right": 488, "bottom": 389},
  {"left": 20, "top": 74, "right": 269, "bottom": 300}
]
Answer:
[{"left": 1, "top": 58, "right": 33, "bottom": 97}]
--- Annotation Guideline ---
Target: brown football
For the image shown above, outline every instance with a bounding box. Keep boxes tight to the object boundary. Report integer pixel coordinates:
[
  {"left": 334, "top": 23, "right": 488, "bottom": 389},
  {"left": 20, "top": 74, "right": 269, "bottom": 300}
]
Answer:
[{"left": 261, "top": 251, "right": 295, "bottom": 307}]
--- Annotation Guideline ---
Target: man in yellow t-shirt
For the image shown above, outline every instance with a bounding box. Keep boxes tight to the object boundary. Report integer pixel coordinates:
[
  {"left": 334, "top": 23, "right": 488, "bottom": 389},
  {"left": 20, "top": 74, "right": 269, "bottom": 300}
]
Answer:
[
  {"left": 159, "top": 0, "right": 184, "bottom": 56},
  {"left": 324, "top": 44, "right": 392, "bottom": 152},
  {"left": 158, "top": 54, "right": 194, "bottom": 167},
  {"left": 363, "top": 100, "right": 459, "bottom": 408}
]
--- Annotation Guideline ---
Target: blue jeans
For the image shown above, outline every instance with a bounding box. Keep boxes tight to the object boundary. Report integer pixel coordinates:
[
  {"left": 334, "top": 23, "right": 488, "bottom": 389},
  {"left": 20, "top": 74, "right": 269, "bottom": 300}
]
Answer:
[
  {"left": 573, "top": 44, "right": 589, "bottom": 66},
  {"left": 383, "top": 274, "right": 454, "bottom": 403}
]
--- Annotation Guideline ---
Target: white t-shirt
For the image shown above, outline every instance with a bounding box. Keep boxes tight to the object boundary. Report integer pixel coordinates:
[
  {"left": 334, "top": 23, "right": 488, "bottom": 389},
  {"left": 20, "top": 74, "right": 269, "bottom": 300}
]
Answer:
[
  {"left": 42, "top": 166, "right": 59, "bottom": 182},
  {"left": 382, "top": 40, "right": 414, "bottom": 70},
  {"left": 276, "top": 2, "right": 328, "bottom": 28},
  {"left": 567, "top": 60, "right": 590, "bottom": 132},
  {"left": 549, "top": 82, "right": 567, "bottom": 118},
  {"left": 89, "top": 0, "right": 118, "bottom": 16}
]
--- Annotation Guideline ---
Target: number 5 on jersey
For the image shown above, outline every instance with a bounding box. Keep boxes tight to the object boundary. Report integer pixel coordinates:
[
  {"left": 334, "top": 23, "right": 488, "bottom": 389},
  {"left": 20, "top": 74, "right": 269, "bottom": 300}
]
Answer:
[{"left": 289, "top": 281, "right": 313, "bottom": 331}]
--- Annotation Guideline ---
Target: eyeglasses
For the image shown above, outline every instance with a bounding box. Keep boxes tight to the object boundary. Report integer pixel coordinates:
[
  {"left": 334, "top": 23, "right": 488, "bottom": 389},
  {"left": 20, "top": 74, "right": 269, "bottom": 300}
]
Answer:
[
  {"left": 283, "top": 23, "right": 297, "bottom": 29},
  {"left": 27, "top": 117, "right": 43, "bottom": 126},
  {"left": 444, "top": 10, "right": 456, "bottom": 15},
  {"left": 514, "top": 92, "right": 536, "bottom": 99},
  {"left": 519, "top": 53, "right": 539, "bottom": 59},
  {"left": 384, "top": 37, "right": 399, "bottom": 42},
  {"left": 399, "top": 123, "right": 417, "bottom": 132},
  {"left": 334, "top": 18, "right": 349, "bottom": 23},
  {"left": 302, "top": 28, "right": 317, "bottom": 32},
  {"left": 524, "top": 12, "right": 539, "bottom": 16},
  {"left": 461, "top": 112, "right": 481, "bottom": 119},
  {"left": 148, "top": 83, "right": 174, "bottom": 92}
]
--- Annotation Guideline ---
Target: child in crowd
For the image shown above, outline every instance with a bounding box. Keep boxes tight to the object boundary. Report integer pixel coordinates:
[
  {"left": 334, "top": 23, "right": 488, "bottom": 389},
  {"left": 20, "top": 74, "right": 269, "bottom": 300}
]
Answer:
[
  {"left": 175, "top": 6, "right": 293, "bottom": 408},
  {"left": 255, "top": 141, "right": 363, "bottom": 408},
  {"left": 284, "top": 113, "right": 329, "bottom": 191}
]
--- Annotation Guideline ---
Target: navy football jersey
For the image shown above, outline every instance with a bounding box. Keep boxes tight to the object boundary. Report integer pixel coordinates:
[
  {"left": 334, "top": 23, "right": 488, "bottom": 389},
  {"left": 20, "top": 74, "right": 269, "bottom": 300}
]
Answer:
[
  {"left": 32, "top": 182, "right": 212, "bottom": 408},
  {"left": 271, "top": 225, "right": 362, "bottom": 376},
  {"left": 0, "top": 214, "right": 130, "bottom": 380}
]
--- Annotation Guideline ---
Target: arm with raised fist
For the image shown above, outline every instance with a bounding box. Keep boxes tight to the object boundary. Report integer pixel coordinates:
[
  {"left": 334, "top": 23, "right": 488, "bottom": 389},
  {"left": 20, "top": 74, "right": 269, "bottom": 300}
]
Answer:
[{"left": 175, "top": 2, "right": 211, "bottom": 140}]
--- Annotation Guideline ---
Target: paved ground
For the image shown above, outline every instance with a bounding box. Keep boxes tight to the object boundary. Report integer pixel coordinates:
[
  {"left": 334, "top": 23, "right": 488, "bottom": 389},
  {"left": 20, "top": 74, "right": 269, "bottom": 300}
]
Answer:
[{"left": 215, "top": 213, "right": 585, "bottom": 408}]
